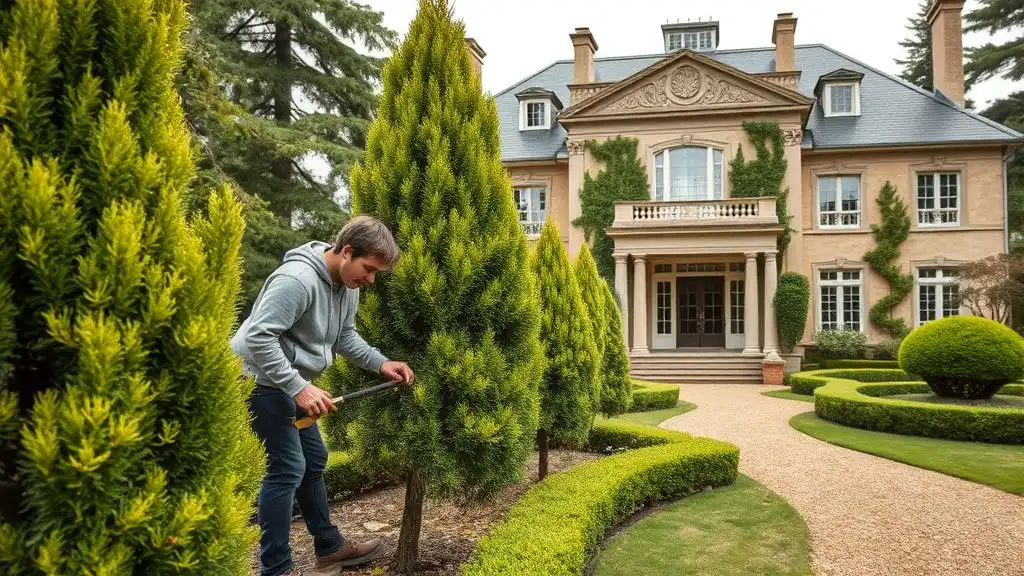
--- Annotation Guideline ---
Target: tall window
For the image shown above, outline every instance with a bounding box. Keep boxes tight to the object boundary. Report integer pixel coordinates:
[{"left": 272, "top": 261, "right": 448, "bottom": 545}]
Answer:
[
  {"left": 818, "top": 175, "right": 860, "bottom": 228},
  {"left": 654, "top": 146, "right": 723, "bottom": 201},
  {"left": 819, "top": 269, "right": 862, "bottom": 331},
  {"left": 656, "top": 281, "right": 672, "bottom": 335},
  {"left": 917, "top": 267, "right": 960, "bottom": 324},
  {"left": 730, "top": 280, "right": 745, "bottom": 334},
  {"left": 514, "top": 186, "right": 546, "bottom": 237},
  {"left": 917, "top": 173, "right": 960, "bottom": 226}
]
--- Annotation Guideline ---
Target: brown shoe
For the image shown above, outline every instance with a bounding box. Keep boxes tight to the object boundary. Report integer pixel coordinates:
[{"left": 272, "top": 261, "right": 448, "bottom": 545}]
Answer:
[{"left": 314, "top": 538, "right": 384, "bottom": 569}]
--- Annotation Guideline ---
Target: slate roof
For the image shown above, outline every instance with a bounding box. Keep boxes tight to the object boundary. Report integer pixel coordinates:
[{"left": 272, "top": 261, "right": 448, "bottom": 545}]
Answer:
[{"left": 494, "top": 44, "right": 1024, "bottom": 163}]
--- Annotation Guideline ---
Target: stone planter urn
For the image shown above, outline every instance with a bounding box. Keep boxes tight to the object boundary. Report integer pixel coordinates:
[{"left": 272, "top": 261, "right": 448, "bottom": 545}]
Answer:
[{"left": 762, "top": 351, "right": 786, "bottom": 386}]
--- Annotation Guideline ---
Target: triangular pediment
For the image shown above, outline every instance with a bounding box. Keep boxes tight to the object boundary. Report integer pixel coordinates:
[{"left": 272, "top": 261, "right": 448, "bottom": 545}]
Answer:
[{"left": 559, "top": 49, "right": 813, "bottom": 121}]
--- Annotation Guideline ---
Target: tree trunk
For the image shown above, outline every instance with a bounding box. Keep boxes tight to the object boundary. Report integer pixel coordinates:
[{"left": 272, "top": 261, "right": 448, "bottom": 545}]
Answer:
[
  {"left": 537, "top": 428, "right": 548, "bottom": 481},
  {"left": 395, "top": 468, "right": 425, "bottom": 573},
  {"left": 270, "top": 20, "right": 293, "bottom": 219}
]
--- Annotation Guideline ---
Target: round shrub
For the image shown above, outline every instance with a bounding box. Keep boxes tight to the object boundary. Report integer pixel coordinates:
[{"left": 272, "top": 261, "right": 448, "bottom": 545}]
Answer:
[{"left": 899, "top": 316, "right": 1024, "bottom": 399}]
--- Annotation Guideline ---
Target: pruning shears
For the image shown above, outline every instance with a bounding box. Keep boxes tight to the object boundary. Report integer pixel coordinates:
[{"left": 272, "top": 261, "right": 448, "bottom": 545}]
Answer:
[{"left": 291, "top": 379, "right": 404, "bottom": 429}]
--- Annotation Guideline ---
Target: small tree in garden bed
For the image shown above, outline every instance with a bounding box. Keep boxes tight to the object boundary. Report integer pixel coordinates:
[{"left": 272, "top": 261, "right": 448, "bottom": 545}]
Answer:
[
  {"left": 574, "top": 243, "right": 607, "bottom": 411},
  {"left": 532, "top": 220, "right": 600, "bottom": 479},
  {"left": 0, "top": 0, "right": 261, "bottom": 573},
  {"left": 337, "top": 0, "right": 546, "bottom": 571},
  {"left": 599, "top": 282, "right": 632, "bottom": 417},
  {"left": 957, "top": 253, "right": 1024, "bottom": 327},
  {"left": 774, "top": 272, "right": 810, "bottom": 353}
]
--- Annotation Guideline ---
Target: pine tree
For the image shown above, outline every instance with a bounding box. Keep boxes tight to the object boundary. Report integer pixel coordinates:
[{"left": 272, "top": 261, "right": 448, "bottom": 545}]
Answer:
[
  {"left": 532, "top": 220, "right": 600, "bottom": 480},
  {"left": 573, "top": 243, "right": 606, "bottom": 411},
  {"left": 896, "top": 0, "right": 933, "bottom": 91},
  {"left": 0, "top": 0, "right": 262, "bottom": 573},
  {"left": 965, "top": 0, "right": 1024, "bottom": 91},
  {"left": 599, "top": 283, "right": 632, "bottom": 417},
  {"left": 338, "top": 1, "right": 545, "bottom": 571}
]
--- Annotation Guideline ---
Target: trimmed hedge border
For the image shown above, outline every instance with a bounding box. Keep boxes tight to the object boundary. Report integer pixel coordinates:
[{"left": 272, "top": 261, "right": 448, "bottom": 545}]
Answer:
[
  {"left": 822, "top": 359, "right": 900, "bottom": 370},
  {"left": 461, "top": 420, "right": 739, "bottom": 575},
  {"left": 813, "top": 374, "right": 1024, "bottom": 444},
  {"left": 630, "top": 380, "right": 679, "bottom": 411},
  {"left": 791, "top": 368, "right": 914, "bottom": 395}
]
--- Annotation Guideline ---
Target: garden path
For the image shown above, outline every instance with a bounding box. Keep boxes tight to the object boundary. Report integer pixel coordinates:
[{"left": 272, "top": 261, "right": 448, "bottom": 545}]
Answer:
[{"left": 661, "top": 384, "right": 1024, "bottom": 576}]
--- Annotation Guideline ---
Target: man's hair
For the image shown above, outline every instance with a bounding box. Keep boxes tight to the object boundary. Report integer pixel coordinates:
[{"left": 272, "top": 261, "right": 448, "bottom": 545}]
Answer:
[{"left": 332, "top": 215, "right": 400, "bottom": 267}]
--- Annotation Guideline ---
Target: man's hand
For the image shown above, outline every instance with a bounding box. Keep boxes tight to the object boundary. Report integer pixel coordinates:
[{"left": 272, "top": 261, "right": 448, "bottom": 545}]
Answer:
[
  {"left": 293, "top": 383, "right": 337, "bottom": 418},
  {"left": 381, "top": 360, "right": 415, "bottom": 385}
]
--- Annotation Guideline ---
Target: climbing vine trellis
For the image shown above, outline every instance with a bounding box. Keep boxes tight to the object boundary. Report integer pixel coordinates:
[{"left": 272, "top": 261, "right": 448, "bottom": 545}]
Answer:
[{"left": 728, "top": 122, "right": 793, "bottom": 263}]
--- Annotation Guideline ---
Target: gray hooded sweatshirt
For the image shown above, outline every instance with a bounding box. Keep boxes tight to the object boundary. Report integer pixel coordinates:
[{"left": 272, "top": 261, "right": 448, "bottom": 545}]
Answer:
[{"left": 231, "top": 241, "right": 388, "bottom": 396}]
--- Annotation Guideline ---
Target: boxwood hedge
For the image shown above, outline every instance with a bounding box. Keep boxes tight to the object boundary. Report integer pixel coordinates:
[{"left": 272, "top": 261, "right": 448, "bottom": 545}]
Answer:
[
  {"left": 460, "top": 420, "right": 739, "bottom": 576},
  {"left": 630, "top": 380, "right": 679, "bottom": 411},
  {"left": 822, "top": 359, "right": 900, "bottom": 370},
  {"left": 790, "top": 368, "right": 915, "bottom": 395},
  {"left": 812, "top": 373, "right": 1024, "bottom": 444}
]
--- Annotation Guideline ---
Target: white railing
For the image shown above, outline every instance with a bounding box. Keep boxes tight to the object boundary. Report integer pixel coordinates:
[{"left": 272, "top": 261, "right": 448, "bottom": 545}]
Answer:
[{"left": 613, "top": 197, "right": 778, "bottom": 227}]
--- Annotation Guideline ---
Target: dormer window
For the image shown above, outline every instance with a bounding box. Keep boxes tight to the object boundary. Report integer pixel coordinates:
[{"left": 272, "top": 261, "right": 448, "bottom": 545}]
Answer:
[
  {"left": 515, "top": 87, "right": 563, "bottom": 131},
  {"left": 815, "top": 69, "right": 864, "bottom": 118},
  {"left": 661, "top": 21, "right": 719, "bottom": 53}
]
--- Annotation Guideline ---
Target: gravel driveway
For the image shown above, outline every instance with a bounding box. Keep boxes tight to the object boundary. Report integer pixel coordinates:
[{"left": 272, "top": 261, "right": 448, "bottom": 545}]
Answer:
[{"left": 660, "top": 383, "right": 1024, "bottom": 576}]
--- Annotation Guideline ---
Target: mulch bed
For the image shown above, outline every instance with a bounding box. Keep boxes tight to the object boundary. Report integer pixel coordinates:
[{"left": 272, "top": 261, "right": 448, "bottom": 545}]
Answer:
[{"left": 251, "top": 449, "right": 603, "bottom": 575}]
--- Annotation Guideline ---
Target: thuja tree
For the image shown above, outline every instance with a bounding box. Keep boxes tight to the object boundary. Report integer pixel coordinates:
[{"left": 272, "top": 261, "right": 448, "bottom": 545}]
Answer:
[
  {"left": 599, "top": 283, "right": 632, "bottom": 416},
  {"left": 532, "top": 220, "right": 600, "bottom": 479},
  {"left": 729, "top": 122, "right": 793, "bottom": 260},
  {"left": 338, "top": 0, "right": 545, "bottom": 571},
  {"left": 0, "top": 0, "right": 262, "bottom": 574},
  {"left": 863, "top": 181, "right": 913, "bottom": 338},
  {"left": 573, "top": 136, "right": 649, "bottom": 282},
  {"left": 573, "top": 243, "right": 607, "bottom": 410}
]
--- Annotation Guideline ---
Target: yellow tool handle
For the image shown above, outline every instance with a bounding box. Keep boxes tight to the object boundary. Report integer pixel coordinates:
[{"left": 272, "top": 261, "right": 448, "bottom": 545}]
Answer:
[{"left": 292, "top": 379, "right": 403, "bottom": 429}]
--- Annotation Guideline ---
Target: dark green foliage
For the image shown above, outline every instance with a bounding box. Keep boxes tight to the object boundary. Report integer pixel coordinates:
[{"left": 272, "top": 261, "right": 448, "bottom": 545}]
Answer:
[
  {"left": 574, "top": 243, "right": 607, "bottom": 410},
  {"left": 573, "top": 136, "right": 650, "bottom": 282},
  {"left": 774, "top": 273, "right": 810, "bottom": 353},
  {"left": 728, "top": 122, "right": 792, "bottom": 260},
  {"left": 872, "top": 339, "right": 903, "bottom": 361},
  {"left": 813, "top": 329, "right": 867, "bottom": 359},
  {"left": 822, "top": 359, "right": 901, "bottom": 370},
  {"left": 323, "top": 450, "right": 400, "bottom": 500},
  {"left": 813, "top": 376, "right": 1024, "bottom": 444},
  {"left": 979, "top": 92, "right": 1024, "bottom": 257},
  {"left": 964, "top": 0, "right": 1024, "bottom": 91},
  {"left": 0, "top": 0, "right": 261, "bottom": 572},
  {"left": 895, "top": 1, "right": 933, "bottom": 91},
  {"left": 462, "top": 421, "right": 739, "bottom": 576},
  {"left": 598, "top": 283, "right": 632, "bottom": 417},
  {"left": 533, "top": 220, "right": 600, "bottom": 447},
  {"left": 863, "top": 181, "right": 913, "bottom": 339},
  {"left": 333, "top": 0, "right": 546, "bottom": 566},
  {"left": 629, "top": 381, "right": 679, "bottom": 412},
  {"left": 899, "top": 316, "right": 1024, "bottom": 398},
  {"left": 791, "top": 369, "right": 916, "bottom": 395}
]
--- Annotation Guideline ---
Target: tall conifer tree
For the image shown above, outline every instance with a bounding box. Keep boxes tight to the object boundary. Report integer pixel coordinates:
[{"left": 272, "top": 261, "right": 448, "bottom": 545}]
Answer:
[
  {"left": 0, "top": 0, "right": 261, "bottom": 573},
  {"left": 573, "top": 243, "right": 606, "bottom": 411},
  {"left": 338, "top": 0, "right": 544, "bottom": 571},
  {"left": 599, "top": 283, "right": 632, "bottom": 417}
]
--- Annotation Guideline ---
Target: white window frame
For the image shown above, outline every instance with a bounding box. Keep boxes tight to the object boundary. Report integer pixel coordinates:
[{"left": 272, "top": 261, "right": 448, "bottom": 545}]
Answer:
[
  {"left": 519, "top": 99, "right": 550, "bottom": 131},
  {"left": 667, "top": 32, "right": 682, "bottom": 51},
  {"left": 653, "top": 146, "right": 724, "bottom": 201},
  {"left": 916, "top": 267, "right": 961, "bottom": 325},
  {"left": 682, "top": 30, "right": 714, "bottom": 51},
  {"left": 513, "top": 185, "right": 546, "bottom": 238},
  {"left": 916, "top": 172, "right": 961, "bottom": 227},
  {"left": 817, "top": 175, "right": 861, "bottom": 229},
  {"left": 817, "top": 269, "right": 864, "bottom": 333},
  {"left": 823, "top": 82, "right": 860, "bottom": 117}
]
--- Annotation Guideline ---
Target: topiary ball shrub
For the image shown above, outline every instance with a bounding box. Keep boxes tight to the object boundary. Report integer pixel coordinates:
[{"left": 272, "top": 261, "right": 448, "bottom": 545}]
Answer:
[{"left": 899, "top": 316, "right": 1024, "bottom": 399}]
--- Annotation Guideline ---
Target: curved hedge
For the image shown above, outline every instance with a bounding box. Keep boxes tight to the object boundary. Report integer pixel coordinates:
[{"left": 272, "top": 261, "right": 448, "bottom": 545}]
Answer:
[
  {"left": 630, "top": 380, "right": 679, "bottom": 411},
  {"left": 790, "top": 368, "right": 914, "bottom": 395},
  {"left": 822, "top": 359, "right": 900, "bottom": 370},
  {"left": 812, "top": 373, "right": 1024, "bottom": 444},
  {"left": 461, "top": 420, "right": 739, "bottom": 575}
]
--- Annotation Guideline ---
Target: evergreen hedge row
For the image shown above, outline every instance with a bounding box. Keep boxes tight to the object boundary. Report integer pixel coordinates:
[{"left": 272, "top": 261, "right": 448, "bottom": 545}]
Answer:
[
  {"left": 460, "top": 421, "right": 738, "bottom": 576},
  {"left": 629, "top": 381, "right": 679, "bottom": 411},
  {"left": 822, "top": 359, "right": 901, "bottom": 370},
  {"left": 813, "top": 377, "right": 1024, "bottom": 444},
  {"left": 791, "top": 369, "right": 914, "bottom": 395}
]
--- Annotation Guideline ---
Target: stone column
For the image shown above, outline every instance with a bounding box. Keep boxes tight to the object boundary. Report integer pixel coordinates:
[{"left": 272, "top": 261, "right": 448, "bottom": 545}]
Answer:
[
  {"left": 764, "top": 251, "right": 780, "bottom": 354},
  {"left": 743, "top": 252, "right": 761, "bottom": 355},
  {"left": 567, "top": 139, "right": 586, "bottom": 259},
  {"left": 614, "top": 254, "right": 630, "bottom": 345},
  {"left": 632, "top": 255, "right": 649, "bottom": 354}
]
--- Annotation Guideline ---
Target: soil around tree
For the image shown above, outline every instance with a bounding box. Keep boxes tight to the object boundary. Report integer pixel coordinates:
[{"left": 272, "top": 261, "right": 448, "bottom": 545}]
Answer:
[{"left": 250, "top": 449, "right": 603, "bottom": 575}]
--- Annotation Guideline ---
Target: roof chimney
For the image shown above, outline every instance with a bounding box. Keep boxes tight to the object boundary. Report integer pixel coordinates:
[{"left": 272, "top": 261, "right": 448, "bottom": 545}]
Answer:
[
  {"left": 570, "top": 27, "right": 598, "bottom": 85},
  {"left": 772, "top": 13, "right": 797, "bottom": 72},
  {"left": 465, "top": 37, "right": 485, "bottom": 81},
  {"left": 928, "top": 0, "right": 965, "bottom": 106}
]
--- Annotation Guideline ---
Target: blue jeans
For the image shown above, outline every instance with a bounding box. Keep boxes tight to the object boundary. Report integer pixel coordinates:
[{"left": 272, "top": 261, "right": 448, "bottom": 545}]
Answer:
[{"left": 248, "top": 385, "right": 344, "bottom": 576}]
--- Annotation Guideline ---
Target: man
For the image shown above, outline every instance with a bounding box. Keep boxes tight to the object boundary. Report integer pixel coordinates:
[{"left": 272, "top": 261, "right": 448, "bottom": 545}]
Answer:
[{"left": 232, "top": 215, "right": 414, "bottom": 576}]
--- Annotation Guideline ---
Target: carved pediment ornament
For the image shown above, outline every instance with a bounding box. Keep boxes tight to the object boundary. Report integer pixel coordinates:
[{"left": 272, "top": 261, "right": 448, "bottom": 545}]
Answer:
[
  {"left": 566, "top": 140, "right": 585, "bottom": 155},
  {"left": 783, "top": 128, "right": 802, "bottom": 146},
  {"left": 670, "top": 65, "right": 702, "bottom": 99},
  {"left": 601, "top": 64, "right": 765, "bottom": 113},
  {"left": 603, "top": 77, "right": 668, "bottom": 112}
]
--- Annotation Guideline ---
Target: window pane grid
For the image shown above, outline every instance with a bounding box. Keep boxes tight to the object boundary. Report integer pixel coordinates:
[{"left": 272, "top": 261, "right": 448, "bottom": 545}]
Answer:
[
  {"left": 918, "top": 173, "right": 959, "bottom": 225},
  {"left": 819, "top": 269, "right": 861, "bottom": 332},
  {"left": 656, "top": 281, "right": 672, "bottom": 335},
  {"left": 819, "top": 175, "right": 860, "bottom": 227},
  {"left": 526, "top": 102, "right": 545, "bottom": 127},
  {"left": 514, "top": 186, "right": 546, "bottom": 236},
  {"left": 655, "top": 146, "right": 723, "bottom": 201},
  {"left": 730, "top": 280, "right": 744, "bottom": 334},
  {"left": 917, "top": 267, "right": 960, "bottom": 324}
]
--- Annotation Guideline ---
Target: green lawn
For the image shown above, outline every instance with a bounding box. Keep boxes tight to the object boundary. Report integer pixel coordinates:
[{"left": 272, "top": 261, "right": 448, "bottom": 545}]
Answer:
[
  {"left": 761, "top": 389, "right": 813, "bottom": 403},
  {"left": 593, "top": 474, "right": 812, "bottom": 576},
  {"left": 601, "top": 401, "right": 696, "bottom": 427},
  {"left": 790, "top": 411, "right": 1024, "bottom": 495}
]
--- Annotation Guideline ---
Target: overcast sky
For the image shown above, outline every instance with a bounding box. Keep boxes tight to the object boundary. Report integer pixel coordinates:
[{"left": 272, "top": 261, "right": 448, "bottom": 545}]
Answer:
[{"left": 361, "top": 0, "right": 1021, "bottom": 109}]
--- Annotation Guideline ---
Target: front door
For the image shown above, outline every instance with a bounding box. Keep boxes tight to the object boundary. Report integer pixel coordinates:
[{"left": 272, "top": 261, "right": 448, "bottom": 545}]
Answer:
[{"left": 676, "top": 276, "right": 725, "bottom": 348}]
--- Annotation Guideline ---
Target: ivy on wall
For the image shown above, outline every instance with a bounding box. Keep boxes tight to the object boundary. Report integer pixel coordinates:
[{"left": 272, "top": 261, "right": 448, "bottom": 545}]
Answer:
[
  {"left": 728, "top": 122, "right": 793, "bottom": 260},
  {"left": 573, "top": 136, "right": 650, "bottom": 283},
  {"left": 863, "top": 181, "right": 914, "bottom": 339}
]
